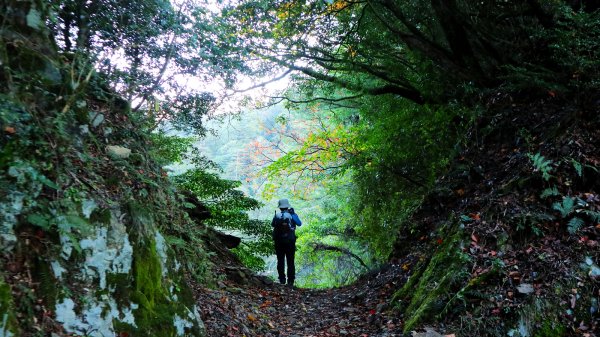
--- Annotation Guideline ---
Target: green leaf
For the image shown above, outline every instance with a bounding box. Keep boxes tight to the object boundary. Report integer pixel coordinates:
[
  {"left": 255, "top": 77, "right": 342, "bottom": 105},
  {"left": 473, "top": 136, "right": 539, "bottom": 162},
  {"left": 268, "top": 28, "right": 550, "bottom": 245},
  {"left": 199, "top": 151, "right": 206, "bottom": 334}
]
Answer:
[
  {"left": 183, "top": 202, "right": 196, "bottom": 209},
  {"left": 553, "top": 197, "right": 574, "bottom": 218},
  {"left": 567, "top": 217, "right": 585, "bottom": 234},
  {"left": 37, "top": 174, "right": 59, "bottom": 190},
  {"left": 582, "top": 210, "right": 600, "bottom": 223},
  {"left": 571, "top": 159, "right": 583, "bottom": 177},
  {"left": 26, "top": 8, "right": 43, "bottom": 30},
  {"left": 27, "top": 213, "right": 51, "bottom": 230},
  {"left": 540, "top": 186, "right": 560, "bottom": 199},
  {"left": 528, "top": 153, "right": 553, "bottom": 181}
]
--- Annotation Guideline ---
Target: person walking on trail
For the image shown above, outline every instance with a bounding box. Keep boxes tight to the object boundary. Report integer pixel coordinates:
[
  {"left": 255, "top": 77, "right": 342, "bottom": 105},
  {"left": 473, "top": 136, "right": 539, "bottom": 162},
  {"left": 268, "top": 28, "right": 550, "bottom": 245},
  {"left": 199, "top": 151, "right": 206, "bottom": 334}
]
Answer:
[{"left": 271, "top": 198, "right": 302, "bottom": 287}]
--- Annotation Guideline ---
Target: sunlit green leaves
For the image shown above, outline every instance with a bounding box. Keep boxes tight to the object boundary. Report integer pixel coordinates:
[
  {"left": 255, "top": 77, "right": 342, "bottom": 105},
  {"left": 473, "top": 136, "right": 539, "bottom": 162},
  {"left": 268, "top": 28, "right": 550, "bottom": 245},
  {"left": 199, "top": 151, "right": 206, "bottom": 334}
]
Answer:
[{"left": 172, "top": 166, "right": 271, "bottom": 271}]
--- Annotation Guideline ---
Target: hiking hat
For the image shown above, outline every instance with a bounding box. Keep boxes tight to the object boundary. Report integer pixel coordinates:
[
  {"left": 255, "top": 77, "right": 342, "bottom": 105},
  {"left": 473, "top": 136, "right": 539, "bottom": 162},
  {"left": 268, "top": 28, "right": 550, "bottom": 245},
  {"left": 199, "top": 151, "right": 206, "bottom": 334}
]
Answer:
[{"left": 277, "top": 198, "right": 291, "bottom": 209}]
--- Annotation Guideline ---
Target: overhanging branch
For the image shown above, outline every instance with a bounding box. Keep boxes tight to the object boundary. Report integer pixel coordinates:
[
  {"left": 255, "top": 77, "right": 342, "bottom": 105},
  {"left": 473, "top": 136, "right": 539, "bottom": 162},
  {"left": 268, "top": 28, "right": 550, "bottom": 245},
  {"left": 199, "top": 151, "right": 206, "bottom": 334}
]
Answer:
[
  {"left": 254, "top": 52, "right": 425, "bottom": 104},
  {"left": 312, "top": 243, "right": 369, "bottom": 270}
]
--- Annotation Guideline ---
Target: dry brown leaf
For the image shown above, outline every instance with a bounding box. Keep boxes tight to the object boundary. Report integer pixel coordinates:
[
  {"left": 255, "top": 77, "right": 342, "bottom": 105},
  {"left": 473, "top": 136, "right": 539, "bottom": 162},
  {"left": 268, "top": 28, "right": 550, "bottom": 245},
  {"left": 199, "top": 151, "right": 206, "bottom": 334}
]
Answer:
[{"left": 259, "top": 300, "right": 272, "bottom": 309}]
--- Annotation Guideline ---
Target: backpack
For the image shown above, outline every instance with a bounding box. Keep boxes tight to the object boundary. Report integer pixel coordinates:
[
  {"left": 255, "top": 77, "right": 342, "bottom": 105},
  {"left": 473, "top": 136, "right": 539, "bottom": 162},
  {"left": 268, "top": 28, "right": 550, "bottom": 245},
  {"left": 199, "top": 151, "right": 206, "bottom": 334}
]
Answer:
[{"left": 273, "top": 211, "right": 294, "bottom": 239}]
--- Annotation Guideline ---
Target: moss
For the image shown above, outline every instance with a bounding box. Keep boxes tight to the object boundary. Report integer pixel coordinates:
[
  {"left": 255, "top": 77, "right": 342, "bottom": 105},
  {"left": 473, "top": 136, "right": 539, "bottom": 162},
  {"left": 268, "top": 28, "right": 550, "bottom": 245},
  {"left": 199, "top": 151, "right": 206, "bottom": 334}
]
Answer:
[
  {"left": 130, "top": 240, "right": 174, "bottom": 333},
  {"left": 533, "top": 321, "right": 566, "bottom": 337},
  {"left": 512, "top": 298, "right": 568, "bottom": 337},
  {"left": 0, "top": 276, "right": 19, "bottom": 336},
  {"left": 391, "top": 258, "right": 427, "bottom": 308},
  {"left": 395, "top": 222, "right": 471, "bottom": 333},
  {"left": 116, "top": 238, "right": 203, "bottom": 336}
]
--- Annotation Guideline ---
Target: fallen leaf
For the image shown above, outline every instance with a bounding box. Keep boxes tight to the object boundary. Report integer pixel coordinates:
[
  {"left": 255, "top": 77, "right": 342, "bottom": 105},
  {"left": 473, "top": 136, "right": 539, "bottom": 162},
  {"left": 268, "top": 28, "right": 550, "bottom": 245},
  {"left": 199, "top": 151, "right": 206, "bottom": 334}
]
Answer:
[
  {"left": 259, "top": 300, "right": 272, "bottom": 309},
  {"left": 247, "top": 313, "right": 257, "bottom": 322}
]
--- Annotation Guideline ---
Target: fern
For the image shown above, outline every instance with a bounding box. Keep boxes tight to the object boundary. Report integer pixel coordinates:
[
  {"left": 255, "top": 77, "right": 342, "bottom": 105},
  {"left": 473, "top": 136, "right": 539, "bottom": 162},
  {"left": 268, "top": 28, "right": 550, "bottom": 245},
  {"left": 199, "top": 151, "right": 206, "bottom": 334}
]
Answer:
[
  {"left": 553, "top": 197, "right": 574, "bottom": 218},
  {"left": 567, "top": 217, "right": 585, "bottom": 234},
  {"left": 528, "top": 153, "right": 553, "bottom": 181},
  {"left": 540, "top": 186, "right": 560, "bottom": 199},
  {"left": 582, "top": 210, "right": 600, "bottom": 223}
]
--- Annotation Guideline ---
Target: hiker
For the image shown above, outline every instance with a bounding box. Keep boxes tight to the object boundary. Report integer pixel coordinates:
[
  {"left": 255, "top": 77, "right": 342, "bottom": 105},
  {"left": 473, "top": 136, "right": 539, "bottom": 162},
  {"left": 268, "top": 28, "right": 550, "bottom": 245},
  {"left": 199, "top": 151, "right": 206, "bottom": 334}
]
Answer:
[{"left": 271, "top": 198, "right": 302, "bottom": 287}]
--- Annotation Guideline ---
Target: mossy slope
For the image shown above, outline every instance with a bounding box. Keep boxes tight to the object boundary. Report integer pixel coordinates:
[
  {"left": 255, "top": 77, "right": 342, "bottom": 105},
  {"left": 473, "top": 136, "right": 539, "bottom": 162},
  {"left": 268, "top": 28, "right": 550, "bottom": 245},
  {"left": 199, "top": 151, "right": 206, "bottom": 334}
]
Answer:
[{"left": 0, "top": 2, "right": 207, "bottom": 336}]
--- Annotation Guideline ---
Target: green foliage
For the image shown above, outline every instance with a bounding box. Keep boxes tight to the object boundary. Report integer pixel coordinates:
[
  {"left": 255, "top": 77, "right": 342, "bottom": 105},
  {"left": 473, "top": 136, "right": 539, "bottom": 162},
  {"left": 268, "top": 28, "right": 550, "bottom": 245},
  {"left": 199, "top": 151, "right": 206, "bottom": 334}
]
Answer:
[
  {"left": 566, "top": 217, "right": 585, "bottom": 235},
  {"left": 549, "top": 196, "right": 600, "bottom": 235},
  {"left": 0, "top": 6, "right": 210, "bottom": 335},
  {"left": 571, "top": 159, "right": 583, "bottom": 177},
  {"left": 528, "top": 153, "right": 554, "bottom": 181},
  {"left": 172, "top": 167, "right": 271, "bottom": 271},
  {"left": 547, "top": 7, "right": 600, "bottom": 93},
  {"left": 552, "top": 197, "right": 575, "bottom": 218},
  {"left": 513, "top": 212, "right": 549, "bottom": 237},
  {"left": 582, "top": 210, "right": 600, "bottom": 223},
  {"left": 47, "top": 0, "right": 235, "bottom": 135},
  {"left": 540, "top": 186, "right": 560, "bottom": 199},
  {"left": 148, "top": 132, "right": 196, "bottom": 166},
  {"left": 533, "top": 321, "right": 566, "bottom": 337},
  {"left": 219, "top": 0, "right": 600, "bottom": 108},
  {"left": 348, "top": 98, "right": 468, "bottom": 254}
]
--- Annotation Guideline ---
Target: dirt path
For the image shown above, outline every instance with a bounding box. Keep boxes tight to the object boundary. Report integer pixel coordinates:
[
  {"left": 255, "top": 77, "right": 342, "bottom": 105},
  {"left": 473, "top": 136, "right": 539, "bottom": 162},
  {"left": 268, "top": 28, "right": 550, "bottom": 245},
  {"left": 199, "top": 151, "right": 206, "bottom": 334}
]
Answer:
[{"left": 191, "top": 262, "right": 417, "bottom": 337}]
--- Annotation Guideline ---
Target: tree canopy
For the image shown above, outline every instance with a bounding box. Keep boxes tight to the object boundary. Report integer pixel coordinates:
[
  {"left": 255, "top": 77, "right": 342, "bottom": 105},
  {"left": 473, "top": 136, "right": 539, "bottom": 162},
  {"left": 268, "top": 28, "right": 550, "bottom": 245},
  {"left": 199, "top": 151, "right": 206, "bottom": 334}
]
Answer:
[{"left": 217, "top": 0, "right": 600, "bottom": 104}]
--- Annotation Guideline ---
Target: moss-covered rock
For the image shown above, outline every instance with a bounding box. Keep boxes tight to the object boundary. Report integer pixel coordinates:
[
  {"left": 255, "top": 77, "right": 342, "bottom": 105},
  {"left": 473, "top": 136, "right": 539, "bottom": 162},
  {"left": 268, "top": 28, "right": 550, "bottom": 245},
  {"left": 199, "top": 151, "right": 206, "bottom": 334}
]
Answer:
[
  {"left": 0, "top": 3, "right": 208, "bottom": 335},
  {"left": 48, "top": 206, "right": 204, "bottom": 337},
  {"left": 392, "top": 221, "right": 471, "bottom": 333}
]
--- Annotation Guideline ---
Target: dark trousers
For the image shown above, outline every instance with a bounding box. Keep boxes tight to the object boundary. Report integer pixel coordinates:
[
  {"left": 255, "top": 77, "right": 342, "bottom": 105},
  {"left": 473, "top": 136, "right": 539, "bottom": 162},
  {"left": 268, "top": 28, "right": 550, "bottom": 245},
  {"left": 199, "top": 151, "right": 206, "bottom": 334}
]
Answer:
[{"left": 274, "top": 240, "right": 296, "bottom": 284}]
